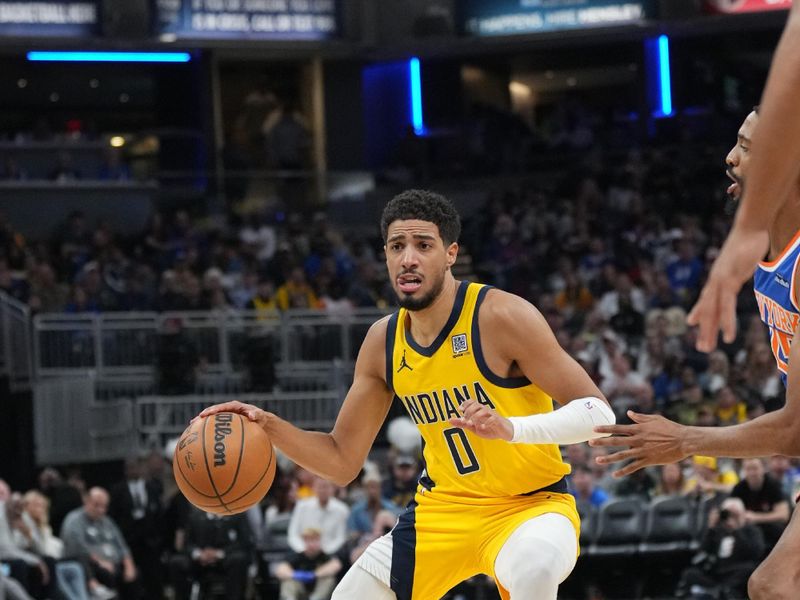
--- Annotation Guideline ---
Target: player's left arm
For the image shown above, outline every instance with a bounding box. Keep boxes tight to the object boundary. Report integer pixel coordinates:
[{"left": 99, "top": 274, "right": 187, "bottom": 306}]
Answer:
[{"left": 450, "top": 289, "right": 615, "bottom": 443}]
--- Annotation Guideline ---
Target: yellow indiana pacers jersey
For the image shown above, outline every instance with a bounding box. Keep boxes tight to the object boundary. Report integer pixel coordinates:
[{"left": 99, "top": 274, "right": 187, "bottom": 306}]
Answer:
[{"left": 386, "top": 281, "right": 571, "bottom": 500}]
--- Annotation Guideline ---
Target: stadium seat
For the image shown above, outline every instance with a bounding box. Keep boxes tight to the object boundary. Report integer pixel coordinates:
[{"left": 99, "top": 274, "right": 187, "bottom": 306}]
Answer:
[
  {"left": 590, "top": 497, "right": 645, "bottom": 557},
  {"left": 640, "top": 495, "right": 696, "bottom": 555}
]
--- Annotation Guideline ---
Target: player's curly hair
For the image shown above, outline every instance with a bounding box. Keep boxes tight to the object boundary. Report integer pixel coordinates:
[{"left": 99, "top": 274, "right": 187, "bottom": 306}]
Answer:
[{"left": 380, "top": 189, "right": 461, "bottom": 245}]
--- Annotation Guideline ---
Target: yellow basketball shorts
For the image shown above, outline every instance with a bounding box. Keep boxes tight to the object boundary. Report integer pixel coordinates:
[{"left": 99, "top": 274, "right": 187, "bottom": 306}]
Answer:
[{"left": 387, "top": 486, "right": 580, "bottom": 600}]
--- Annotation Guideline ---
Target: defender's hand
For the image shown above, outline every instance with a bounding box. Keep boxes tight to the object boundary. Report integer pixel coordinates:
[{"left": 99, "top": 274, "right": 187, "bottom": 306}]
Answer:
[
  {"left": 687, "top": 227, "right": 768, "bottom": 352},
  {"left": 589, "top": 411, "right": 690, "bottom": 477},
  {"left": 449, "top": 399, "right": 514, "bottom": 441}
]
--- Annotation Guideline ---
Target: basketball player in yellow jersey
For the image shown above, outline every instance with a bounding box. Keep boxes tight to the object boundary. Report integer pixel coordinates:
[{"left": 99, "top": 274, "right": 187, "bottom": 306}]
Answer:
[{"left": 197, "top": 189, "right": 616, "bottom": 599}]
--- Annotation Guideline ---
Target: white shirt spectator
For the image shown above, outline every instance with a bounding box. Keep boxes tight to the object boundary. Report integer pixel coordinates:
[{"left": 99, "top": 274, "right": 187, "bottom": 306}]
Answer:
[{"left": 287, "top": 493, "right": 349, "bottom": 555}]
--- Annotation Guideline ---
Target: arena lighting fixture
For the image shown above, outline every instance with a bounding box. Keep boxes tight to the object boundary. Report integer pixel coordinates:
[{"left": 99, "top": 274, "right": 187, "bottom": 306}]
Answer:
[
  {"left": 657, "top": 34, "right": 673, "bottom": 117},
  {"left": 409, "top": 57, "right": 425, "bottom": 135},
  {"left": 27, "top": 51, "right": 191, "bottom": 63},
  {"left": 109, "top": 136, "right": 125, "bottom": 148}
]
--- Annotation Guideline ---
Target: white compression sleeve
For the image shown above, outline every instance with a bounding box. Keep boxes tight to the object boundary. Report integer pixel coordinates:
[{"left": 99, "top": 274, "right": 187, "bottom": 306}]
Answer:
[{"left": 508, "top": 397, "right": 615, "bottom": 445}]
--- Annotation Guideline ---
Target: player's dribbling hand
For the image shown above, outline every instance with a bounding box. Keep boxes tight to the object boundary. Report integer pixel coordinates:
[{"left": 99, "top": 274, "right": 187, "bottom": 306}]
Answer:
[
  {"left": 589, "top": 410, "right": 690, "bottom": 478},
  {"left": 194, "top": 400, "right": 267, "bottom": 427},
  {"left": 449, "top": 399, "right": 514, "bottom": 441},
  {"left": 687, "top": 227, "right": 768, "bottom": 352}
]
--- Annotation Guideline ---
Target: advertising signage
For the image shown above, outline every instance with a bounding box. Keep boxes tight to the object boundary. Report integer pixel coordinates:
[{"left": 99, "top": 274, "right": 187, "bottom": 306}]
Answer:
[
  {"left": 0, "top": 1, "right": 98, "bottom": 37},
  {"left": 155, "top": 0, "right": 339, "bottom": 40},
  {"left": 460, "top": 0, "right": 654, "bottom": 37},
  {"left": 705, "top": 0, "right": 791, "bottom": 13}
]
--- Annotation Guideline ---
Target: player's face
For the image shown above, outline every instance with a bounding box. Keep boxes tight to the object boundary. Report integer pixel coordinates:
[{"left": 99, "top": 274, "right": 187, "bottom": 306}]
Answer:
[
  {"left": 725, "top": 110, "right": 758, "bottom": 201},
  {"left": 385, "top": 219, "right": 458, "bottom": 311}
]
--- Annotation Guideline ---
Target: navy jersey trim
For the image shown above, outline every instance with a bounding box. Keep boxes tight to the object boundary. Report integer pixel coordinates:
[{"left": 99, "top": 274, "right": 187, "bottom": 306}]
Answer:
[
  {"left": 385, "top": 312, "right": 399, "bottom": 392},
  {"left": 405, "top": 280, "right": 469, "bottom": 357},
  {"left": 472, "top": 286, "right": 531, "bottom": 388},
  {"left": 418, "top": 438, "right": 435, "bottom": 491},
  {"left": 390, "top": 499, "right": 418, "bottom": 600}
]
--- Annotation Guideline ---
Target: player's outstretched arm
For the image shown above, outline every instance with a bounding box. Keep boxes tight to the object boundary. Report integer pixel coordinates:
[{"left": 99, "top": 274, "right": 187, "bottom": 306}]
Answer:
[
  {"left": 450, "top": 289, "right": 615, "bottom": 443},
  {"left": 196, "top": 318, "right": 395, "bottom": 486},
  {"left": 688, "top": 4, "right": 800, "bottom": 352},
  {"left": 592, "top": 324, "right": 800, "bottom": 477}
]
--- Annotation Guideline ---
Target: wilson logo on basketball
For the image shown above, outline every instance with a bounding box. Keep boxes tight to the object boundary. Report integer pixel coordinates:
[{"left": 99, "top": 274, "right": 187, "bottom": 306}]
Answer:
[{"left": 213, "top": 413, "right": 234, "bottom": 467}]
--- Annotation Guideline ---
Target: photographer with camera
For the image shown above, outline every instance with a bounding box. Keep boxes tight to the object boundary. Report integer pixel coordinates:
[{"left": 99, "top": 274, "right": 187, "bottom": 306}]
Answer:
[{"left": 676, "top": 497, "right": 765, "bottom": 599}]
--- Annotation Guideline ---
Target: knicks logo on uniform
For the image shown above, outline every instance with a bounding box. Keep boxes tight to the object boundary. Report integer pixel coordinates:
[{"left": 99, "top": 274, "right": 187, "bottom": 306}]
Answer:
[{"left": 451, "top": 333, "right": 468, "bottom": 356}]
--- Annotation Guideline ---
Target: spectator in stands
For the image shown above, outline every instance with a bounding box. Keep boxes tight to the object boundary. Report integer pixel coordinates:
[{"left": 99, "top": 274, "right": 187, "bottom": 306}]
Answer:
[
  {"left": 346, "top": 472, "right": 399, "bottom": 541},
  {"left": 1, "top": 489, "right": 52, "bottom": 600},
  {"left": 614, "top": 466, "right": 656, "bottom": 501},
  {"left": 565, "top": 443, "right": 591, "bottom": 471},
  {"left": 264, "top": 471, "right": 298, "bottom": 529},
  {"left": 275, "top": 267, "right": 319, "bottom": 310},
  {"left": 597, "top": 272, "right": 646, "bottom": 322},
  {"left": 169, "top": 508, "right": 252, "bottom": 600},
  {"left": 714, "top": 386, "right": 748, "bottom": 427},
  {"left": 699, "top": 350, "right": 730, "bottom": 396},
  {"left": 554, "top": 270, "right": 594, "bottom": 319},
  {"left": 60, "top": 487, "right": 140, "bottom": 600},
  {"left": 247, "top": 278, "right": 278, "bottom": 317},
  {"left": 654, "top": 462, "right": 689, "bottom": 498},
  {"left": 684, "top": 456, "right": 738, "bottom": 500},
  {"left": 569, "top": 465, "right": 609, "bottom": 508},
  {"left": 287, "top": 477, "right": 348, "bottom": 557},
  {"left": 29, "top": 262, "right": 68, "bottom": 313},
  {"left": 665, "top": 239, "right": 703, "bottom": 305},
  {"left": 676, "top": 497, "right": 764, "bottom": 600},
  {"left": 19, "top": 490, "right": 91, "bottom": 600},
  {"left": 731, "top": 458, "right": 790, "bottom": 551},
  {"left": 588, "top": 446, "right": 617, "bottom": 493},
  {"left": 37, "top": 468, "right": 82, "bottom": 537},
  {"left": 240, "top": 212, "right": 277, "bottom": 264},
  {"left": 319, "top": 280, "right": 354, "bottom": 318},
  {"left": 275, "top": 527, "right": 342, "bottom": 600},
  {"left": 767, "top": 455, "right": 799, "bottom": 504},
  {"left": 381, "top": 454, "right": 419, "bottom": 510},
  {"left": 601, "top": 352, "right": 651, "bottom": 417},
  {"left": 741, "top": 342, "right": 783, "bottom": 408},
  {"left": 155, "top": 317, "right": 199, "bottom": 395},
  {"left": 109, "top": 457, "right": 163, "bottom": 600}
]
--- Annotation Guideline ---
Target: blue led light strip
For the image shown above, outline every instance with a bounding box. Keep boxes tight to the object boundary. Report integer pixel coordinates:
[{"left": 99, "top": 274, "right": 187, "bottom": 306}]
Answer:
[
  {"left": 27, "top": 51, "right": 192, "bottom": 63},
  {"left": 657, "top": 35, "right": 672, "bottom": 116},
  {"left": 409, "top": 57, "right": 424, "bottom": 134}
]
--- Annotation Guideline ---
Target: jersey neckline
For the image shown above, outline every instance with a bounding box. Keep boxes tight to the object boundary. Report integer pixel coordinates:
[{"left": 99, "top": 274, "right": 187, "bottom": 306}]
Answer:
[
  {"left": 759, "top": 228, "right": 800, "bottom": 270},
  {"left": 404, "top": 280, "right": 469, "bottom": 357}
]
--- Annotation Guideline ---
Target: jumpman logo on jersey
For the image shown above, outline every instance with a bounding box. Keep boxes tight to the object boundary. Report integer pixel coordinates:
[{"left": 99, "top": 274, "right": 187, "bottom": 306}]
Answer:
[{"left": 397, "top": 350, "right": 413, "bottom": 373}]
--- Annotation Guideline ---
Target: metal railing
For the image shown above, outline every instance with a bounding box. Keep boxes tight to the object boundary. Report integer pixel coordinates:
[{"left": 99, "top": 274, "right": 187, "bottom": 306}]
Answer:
[
  {"left": 0, "top": 291, "right": 32, "bottom": 391},
  {"left": 136, "top": 391, "right": 344, "bottom": 453},
  {"left": 34, "top": 380, "right": 347, "bottom": 466},
  {"left": 33, "top": 308, "right": 387, "bottom": 382}
]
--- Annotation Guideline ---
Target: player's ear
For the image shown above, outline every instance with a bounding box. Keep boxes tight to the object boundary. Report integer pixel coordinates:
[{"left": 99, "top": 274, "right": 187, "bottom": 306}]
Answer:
[{"left": 446, "top": 242, "right": 459, "bottom": 268}]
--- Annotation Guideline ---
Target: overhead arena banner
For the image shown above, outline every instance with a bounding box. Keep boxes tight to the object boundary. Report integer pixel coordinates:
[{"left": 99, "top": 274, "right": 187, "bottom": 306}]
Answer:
[
  {"left": 154, "top": 0, "right": 339, "bottom": 40},
  {"left": 705, "top": 0, "right": 791, "bottom": 13},
  {"left": 0, "top": 1, "right": 98, "bottom": 36},
  {"left": 459, "top": 0, "right": 654, "bottom": 37}
]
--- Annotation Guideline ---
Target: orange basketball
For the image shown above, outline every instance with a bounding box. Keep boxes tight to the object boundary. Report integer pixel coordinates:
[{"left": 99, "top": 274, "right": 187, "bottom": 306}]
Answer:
[{"left": 173, "top": 412, "right": 276, "bottom": 515}]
